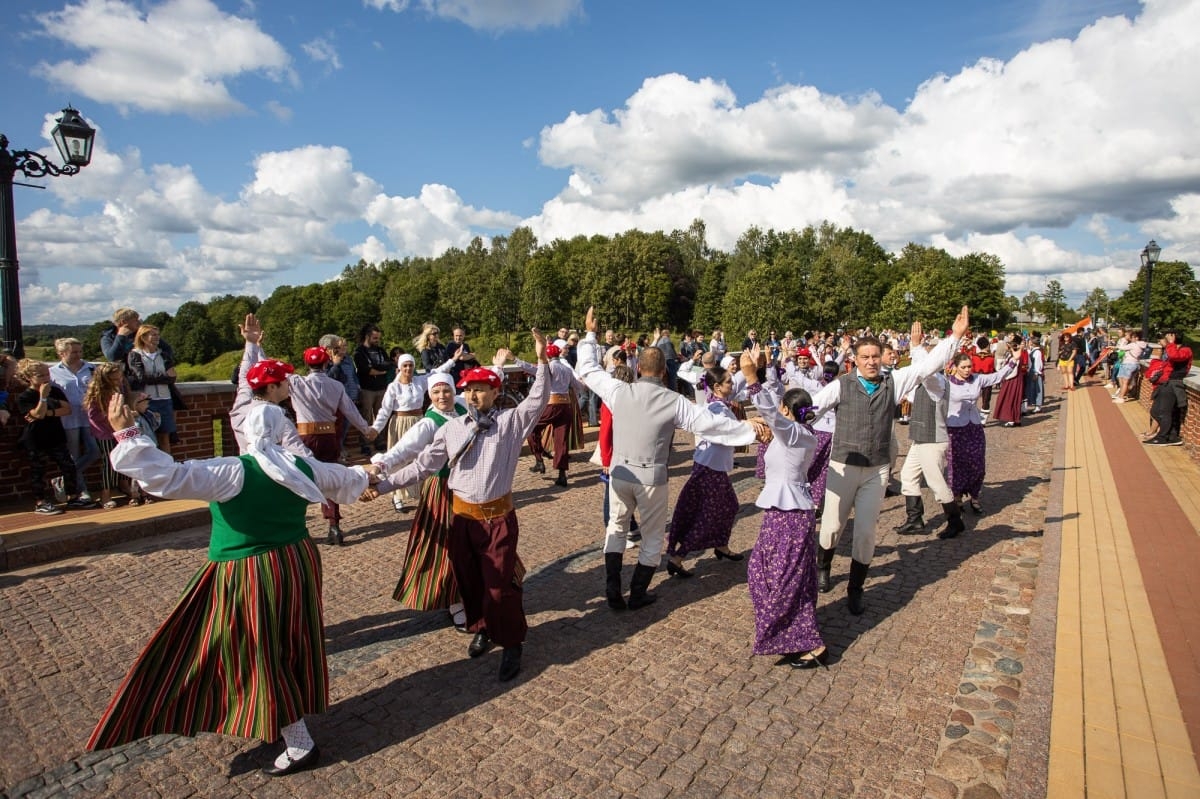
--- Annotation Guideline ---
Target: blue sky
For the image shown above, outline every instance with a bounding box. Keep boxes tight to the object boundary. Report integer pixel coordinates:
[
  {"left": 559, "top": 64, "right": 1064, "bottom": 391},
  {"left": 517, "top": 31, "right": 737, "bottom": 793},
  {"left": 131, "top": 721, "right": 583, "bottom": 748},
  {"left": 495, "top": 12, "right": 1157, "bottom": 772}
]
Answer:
[{"left": 3, "top": 0, "right": 1196, "bottom": 327}]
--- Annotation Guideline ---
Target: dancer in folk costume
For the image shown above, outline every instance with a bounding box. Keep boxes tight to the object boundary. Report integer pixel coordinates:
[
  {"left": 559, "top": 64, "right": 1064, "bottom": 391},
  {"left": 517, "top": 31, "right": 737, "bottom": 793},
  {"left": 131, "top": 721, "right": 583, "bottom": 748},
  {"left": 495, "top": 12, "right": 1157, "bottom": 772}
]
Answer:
[
  {"left": 369, "top": 353, "right": 454, "bottom": 511},
  {"left": 370, "top": 332, "right": 552, "bottom": 682},
  {"left": 371, "top": 372, "right": 471, "bottom": 630},
  {"left": 665, "top": 365, "right": 747, "bottom": 578},
  {"left": 88, "top": 363, "right": 374, "bottom": 777},
  {"left": 741, "top": 350, "right": 828, "bottom": 669},
  {"left": 505, "top": 342, "right": 586, "bottom": 487},
  {"left": 945, "top": 351, "right": 1016, "bottom": 516}
]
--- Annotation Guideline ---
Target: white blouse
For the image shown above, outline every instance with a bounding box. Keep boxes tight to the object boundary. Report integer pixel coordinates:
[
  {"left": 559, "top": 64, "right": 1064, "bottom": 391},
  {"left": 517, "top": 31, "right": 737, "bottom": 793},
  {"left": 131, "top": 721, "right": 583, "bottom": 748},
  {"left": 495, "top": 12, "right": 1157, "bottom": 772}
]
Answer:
[
  {"left": 946, "top": 360, "right": 1016, "bottom": 427},
  {"left": 750, "top": 376, "right": 818, "bottom": 511},
  {"left": 693, "top": 400, "right": 739, "bottom": 473},
  {"left": 370, "top": 361, "right": 453, "bottom": 432}
]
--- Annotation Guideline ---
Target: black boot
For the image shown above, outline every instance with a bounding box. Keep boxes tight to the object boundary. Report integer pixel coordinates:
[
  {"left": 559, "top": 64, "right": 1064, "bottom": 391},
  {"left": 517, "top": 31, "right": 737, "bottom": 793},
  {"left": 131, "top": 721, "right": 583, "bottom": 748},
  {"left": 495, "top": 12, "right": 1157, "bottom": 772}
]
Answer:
[
  {"left": 604, "top": 553, "right": 626, "bottom": 610},
  {"left": 627, "top": 563, "right": 658, "bottom": 609},
  {"left": 938, "top": 501, "right": 966, "bottom": 539},
  {"left": 894, "top": 495, "right": 925, "bottom": 533},
  {"left": 816, "top": 546, "right": 835, "bottom": 594},
  {"left": 847, "top": 559, "right": 869, "bottom": 615}
]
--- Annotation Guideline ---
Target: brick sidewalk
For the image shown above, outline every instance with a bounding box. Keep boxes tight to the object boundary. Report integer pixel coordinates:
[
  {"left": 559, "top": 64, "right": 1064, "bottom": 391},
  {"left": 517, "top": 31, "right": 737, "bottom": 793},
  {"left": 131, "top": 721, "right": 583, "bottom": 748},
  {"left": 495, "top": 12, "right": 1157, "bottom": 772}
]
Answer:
[{"left": 2, "top": 414, "right": 1059, "bottom": 797}]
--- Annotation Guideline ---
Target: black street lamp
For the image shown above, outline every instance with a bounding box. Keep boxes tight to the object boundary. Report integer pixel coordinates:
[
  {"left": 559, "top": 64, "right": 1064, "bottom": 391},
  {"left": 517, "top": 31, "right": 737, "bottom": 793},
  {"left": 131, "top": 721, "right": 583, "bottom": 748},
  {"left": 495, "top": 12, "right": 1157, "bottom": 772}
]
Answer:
[
  {"left": 1139, "top": 239, "right": 1162, "bottom": 340},
  {"left": 903, "top": 291, "right": 914, "bottom": 325},
  {"left": 0, "top": 106, "right": 95, "bottom": 358}
]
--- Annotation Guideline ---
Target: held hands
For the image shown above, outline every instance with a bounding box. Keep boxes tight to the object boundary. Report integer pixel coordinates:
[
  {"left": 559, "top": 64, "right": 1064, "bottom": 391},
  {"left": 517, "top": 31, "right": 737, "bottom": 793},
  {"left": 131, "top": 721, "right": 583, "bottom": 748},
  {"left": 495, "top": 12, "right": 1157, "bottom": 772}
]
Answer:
[
  {"left": 363, "top": 428, "right": 379, "bottom": 443},
  {"left": 107, "top": 393, "right": 137, "bottom": 432},
  {"left": 749, "top": 418, "right": 771, "bottom": 443},
  {"left": 358, "top": 487, "right": 380, "bottom": 503}
]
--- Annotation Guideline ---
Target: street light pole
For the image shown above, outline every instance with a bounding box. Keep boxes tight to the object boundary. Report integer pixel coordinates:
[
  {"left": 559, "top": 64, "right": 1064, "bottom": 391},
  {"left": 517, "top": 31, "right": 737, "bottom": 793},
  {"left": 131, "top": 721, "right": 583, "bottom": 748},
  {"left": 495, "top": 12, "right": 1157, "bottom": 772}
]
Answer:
[
  {"left": 0, "top": 107, "right": 95, "bottom": 358},
  {"left": 1139, "top": 240, "right": 1162, "bottom": 340}
]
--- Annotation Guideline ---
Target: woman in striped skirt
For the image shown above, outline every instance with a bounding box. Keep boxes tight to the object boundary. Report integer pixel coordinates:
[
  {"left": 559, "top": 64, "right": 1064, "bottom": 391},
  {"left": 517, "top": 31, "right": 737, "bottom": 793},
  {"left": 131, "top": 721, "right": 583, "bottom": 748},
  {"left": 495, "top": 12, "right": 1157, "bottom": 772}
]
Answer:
[
  {"left": 371, "top": 372, "right": 470, "bottom": 629},
  {"left": 87, "top": 360, "right": 373, "bottom": 777},
  {"left": 665, "top": 365, "right": 745, "bottom": 577},
  {"left": 370, "top": 353, "right": 454, "bottom": 511}
]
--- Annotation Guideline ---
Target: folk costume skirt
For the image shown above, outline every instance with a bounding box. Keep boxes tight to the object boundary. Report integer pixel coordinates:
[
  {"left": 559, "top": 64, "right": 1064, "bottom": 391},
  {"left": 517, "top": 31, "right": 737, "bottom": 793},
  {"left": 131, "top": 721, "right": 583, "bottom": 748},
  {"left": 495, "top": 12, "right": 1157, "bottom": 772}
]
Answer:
[
  {"left": 947, "top": 423, "right": 987, "bottom": 500},
  {"left": 747, "top": 508, "right": 823, "bottom": 655},
  {"left": 88, "top": 538, "right": 326, "bottom": 749},
  {"left": 991, "top": 376, "right": 1024, "bottom": 425},
  {"left": 393, "top": 475, "right": 461, "bottom": 610},
  {"left": 667, "top": 462, "right": 738, "bottom": 557},
  {"left": 386, "top": 413, "right": 421, "bottom": 504},
  {"left": 806, "top": 430, "right": 834, "bottom": 509}
]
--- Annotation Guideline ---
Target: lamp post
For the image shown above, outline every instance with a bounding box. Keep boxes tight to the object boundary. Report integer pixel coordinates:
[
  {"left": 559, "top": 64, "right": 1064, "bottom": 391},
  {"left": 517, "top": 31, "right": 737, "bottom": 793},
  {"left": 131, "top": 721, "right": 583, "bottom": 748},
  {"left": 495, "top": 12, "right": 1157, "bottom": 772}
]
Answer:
[
  {"left": 1139, "top": 239, "right": 1161, "bottom": 340},
  {"left": 0, "top": 107, "right": 95, "bottom": 358},
  {"left": 903, "top": 291, "right": 914, "bottom": 325}
]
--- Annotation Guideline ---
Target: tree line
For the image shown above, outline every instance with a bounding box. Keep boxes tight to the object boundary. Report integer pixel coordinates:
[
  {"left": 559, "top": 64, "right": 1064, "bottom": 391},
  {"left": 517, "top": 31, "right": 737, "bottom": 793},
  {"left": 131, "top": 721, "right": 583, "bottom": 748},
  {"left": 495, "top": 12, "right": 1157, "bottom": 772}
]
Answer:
[{"left": 35, "top": 221, "right": 1199, "bottom": 366}]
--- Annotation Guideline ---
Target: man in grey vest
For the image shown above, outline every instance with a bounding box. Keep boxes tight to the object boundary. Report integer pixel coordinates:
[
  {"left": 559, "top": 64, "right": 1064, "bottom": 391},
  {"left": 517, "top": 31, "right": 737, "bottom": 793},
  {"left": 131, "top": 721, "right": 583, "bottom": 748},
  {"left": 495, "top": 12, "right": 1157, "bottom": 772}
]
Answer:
[
  {"left": 577, "top": 307, "right": 767, "bottom": 611},
  {"left": 893, "top": 335, "right": 964, "bottom": 539},
  {"left": 811, "top": 306, "right": 969, "bottom": 615}
]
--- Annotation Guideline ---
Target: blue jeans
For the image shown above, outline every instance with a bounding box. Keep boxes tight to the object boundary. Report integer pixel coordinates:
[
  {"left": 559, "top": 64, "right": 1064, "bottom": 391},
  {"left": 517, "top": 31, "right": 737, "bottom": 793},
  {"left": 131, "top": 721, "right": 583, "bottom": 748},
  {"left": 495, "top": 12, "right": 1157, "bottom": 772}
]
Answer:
[
  {"left": 1024, "top": 373, "right": 1043, "bottom": 408},
  {"left": 63, "top": 426, "right": 99, "bottom": 494}
]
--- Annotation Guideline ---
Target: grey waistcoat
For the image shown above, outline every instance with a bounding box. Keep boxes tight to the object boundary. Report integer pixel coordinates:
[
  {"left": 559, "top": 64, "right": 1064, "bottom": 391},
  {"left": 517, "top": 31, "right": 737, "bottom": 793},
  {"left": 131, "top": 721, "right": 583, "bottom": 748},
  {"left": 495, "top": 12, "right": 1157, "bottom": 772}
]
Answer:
[
  {"left": 908, "top": 382, "right": 948, "bottom": 445},
  {"left": 830, "top": 372, "right": 896, "bottom": 467},
  {"left": 609, "top": 377, "right": 679, "bottom": 486}
]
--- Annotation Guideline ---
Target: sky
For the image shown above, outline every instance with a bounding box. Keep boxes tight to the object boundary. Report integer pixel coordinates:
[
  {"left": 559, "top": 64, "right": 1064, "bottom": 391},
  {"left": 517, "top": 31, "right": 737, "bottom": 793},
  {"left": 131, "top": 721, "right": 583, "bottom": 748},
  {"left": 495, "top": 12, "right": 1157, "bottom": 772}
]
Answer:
[{"left": 2, "top": 0, "right": 1198, "bottom": 329}]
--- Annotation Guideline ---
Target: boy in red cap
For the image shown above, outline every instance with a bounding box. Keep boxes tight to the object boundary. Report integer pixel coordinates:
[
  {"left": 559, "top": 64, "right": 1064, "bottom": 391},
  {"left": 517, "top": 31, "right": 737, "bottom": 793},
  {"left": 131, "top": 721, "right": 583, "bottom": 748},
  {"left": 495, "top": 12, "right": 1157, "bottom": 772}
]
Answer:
[{"left": 370, "top": 329, "right": 551, "bottom": 683}]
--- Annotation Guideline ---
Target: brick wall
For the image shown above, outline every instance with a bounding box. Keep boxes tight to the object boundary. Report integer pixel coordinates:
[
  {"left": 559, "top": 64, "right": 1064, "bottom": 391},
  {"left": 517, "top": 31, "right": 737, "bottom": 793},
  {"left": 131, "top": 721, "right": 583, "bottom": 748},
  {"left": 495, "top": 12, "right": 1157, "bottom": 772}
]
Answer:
[{"left": 1134, "top": 370, "right": 1200, "bottom": 446}]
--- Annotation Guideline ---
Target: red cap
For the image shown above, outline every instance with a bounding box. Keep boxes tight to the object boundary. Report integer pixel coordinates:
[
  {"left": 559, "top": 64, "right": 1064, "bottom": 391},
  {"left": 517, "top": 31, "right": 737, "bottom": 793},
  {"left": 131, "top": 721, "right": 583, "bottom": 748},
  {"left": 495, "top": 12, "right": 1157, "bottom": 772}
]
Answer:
[
  {"left": 795, "top": 348, "right": 812, "bottom": 359},
  {"left": 246, "top": 359, "right": 294, "bottom": 388},
  {"left": 545, "top": 344, "right": 561, "bottom": 358},
  {"left": 456, "top": 367, "right": 502, "bottom": 389},
  {"left": 303, "top": 347, "right": 329, "bottom": 367}
]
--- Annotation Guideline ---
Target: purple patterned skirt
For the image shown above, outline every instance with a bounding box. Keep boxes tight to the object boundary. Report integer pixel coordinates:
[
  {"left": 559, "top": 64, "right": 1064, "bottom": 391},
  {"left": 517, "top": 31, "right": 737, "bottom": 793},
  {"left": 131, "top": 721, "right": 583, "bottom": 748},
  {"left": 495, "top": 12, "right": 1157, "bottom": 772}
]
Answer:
[
  {"left": 806, "top": 430, "right": 834, "bottom": 508},
  {"left": 667, "top": 463, "right": 738, "bottom": 556},
  {"left": 947, "top": 423, "right": 986, "bottom": 499},
  {"left": 747, "top": 508, "right": 823, "bottom": 655},
  {"left": 755, "top": 441, "right": 769, "bottom": 479}
]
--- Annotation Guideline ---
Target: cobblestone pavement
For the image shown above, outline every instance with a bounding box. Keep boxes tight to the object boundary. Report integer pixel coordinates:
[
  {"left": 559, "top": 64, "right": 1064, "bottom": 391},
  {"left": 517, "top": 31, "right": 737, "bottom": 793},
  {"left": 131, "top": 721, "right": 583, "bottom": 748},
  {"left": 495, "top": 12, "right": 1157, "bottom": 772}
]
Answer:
[{"left": 0, "top": 408, "right": 1058, "bottom": 798}]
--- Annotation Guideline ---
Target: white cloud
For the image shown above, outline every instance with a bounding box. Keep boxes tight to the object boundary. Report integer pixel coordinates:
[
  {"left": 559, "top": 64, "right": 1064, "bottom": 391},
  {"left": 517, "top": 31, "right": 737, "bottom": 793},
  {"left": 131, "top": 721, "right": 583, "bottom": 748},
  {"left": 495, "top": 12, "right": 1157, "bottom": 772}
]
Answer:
[
  {"left": 302, "top": 37, "right": 342, "bottom": 70},
  {"left": 525, "top": 0, "right": 1200, "bottom": 304},
  {"left": 364, "top": 184, "right": 520, "bottom": 255},
  {"left": 363, "top": 0, "right": 582, "bottom": 30},
  {"left": 33, "top": 0, "right": 293, "bottom": 117},
  {"left": 266, "top": 100, "right": 294, "bottom": 122}
]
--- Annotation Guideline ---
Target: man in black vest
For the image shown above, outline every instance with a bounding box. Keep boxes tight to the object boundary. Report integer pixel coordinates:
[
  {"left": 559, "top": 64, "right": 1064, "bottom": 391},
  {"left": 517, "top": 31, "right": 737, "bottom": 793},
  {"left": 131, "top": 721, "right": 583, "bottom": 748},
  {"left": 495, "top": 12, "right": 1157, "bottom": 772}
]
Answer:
[{"left": 810, "top": 307, "right": 970, "bottom": 615}]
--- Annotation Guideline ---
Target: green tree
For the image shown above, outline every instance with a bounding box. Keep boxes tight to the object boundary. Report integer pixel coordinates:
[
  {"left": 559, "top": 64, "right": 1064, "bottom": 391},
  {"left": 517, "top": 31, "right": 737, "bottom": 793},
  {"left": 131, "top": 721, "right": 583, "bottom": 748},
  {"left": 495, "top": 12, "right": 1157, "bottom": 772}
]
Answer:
[
  {"left": 1042, "top": 280, "right": 1067, "bottom": 328},
  {"left": 380, "top": 261, "right": 441, "bottom": 347},
  {"left": 1020, "top": 291, "right": 1041, "bottom": 317},
  {"left": 1110, "top": 260, "right": 1200, "bottom": 335},
  {"left": 162, "top": 301, "right": 222, "bottom": 364},
  {"left": 205, "top": 294, "right": 261, "bottom": 353},
  {"left": 1080, "top": 287, "right": 1110, "bottom": 325}
]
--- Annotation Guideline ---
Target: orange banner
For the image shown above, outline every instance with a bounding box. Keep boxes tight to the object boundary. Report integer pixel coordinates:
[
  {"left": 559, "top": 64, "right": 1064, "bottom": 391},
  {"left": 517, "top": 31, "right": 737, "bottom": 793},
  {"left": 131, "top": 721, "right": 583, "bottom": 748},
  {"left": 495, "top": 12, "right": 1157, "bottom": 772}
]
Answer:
[{"left": 1062, "top": 317, "right": 1092, "bottom": 335}]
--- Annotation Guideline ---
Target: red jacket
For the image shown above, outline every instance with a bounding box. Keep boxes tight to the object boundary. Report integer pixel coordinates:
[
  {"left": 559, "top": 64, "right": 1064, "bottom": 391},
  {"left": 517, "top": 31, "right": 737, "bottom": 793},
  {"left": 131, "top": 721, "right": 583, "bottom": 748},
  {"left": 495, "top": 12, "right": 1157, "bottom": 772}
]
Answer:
[{"left": 1166, "top": 342, "right": 1194, "bottom": 379}]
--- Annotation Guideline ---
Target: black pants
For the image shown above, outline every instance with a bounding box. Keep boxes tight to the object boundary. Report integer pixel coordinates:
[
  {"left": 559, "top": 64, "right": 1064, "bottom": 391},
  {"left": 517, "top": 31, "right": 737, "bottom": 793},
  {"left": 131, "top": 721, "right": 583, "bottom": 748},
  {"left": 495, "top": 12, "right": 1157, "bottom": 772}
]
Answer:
[
  {"left": 1150, "top": 381, "right": 1188, "bottom": 442},
  {"left": 25, "top": 443, "right": 79, "bottom": 502}
]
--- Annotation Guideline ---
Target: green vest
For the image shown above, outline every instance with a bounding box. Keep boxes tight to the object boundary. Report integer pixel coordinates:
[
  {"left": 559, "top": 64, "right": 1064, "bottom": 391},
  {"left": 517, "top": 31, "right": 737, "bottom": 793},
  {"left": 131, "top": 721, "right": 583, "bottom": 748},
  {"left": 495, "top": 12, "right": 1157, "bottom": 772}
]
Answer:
[
  {"left": 208, "top": 455, "right": 315, "bottom": 561},
  {"left": 425, "top": 403, "right": 467, "bottom": 478}
]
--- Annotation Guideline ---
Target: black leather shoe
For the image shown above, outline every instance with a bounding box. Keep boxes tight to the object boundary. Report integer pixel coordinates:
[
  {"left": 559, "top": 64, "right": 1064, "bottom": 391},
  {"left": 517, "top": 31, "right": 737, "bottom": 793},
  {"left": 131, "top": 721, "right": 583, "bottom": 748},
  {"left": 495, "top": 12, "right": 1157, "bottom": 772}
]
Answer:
[
  {"left": 847, "top": 589, "right": 865, "bottom": 616},
  {"left": 666, "top": 560, "right": 693, "bottom": 578},
  {"left": 790, "top": 648, "right": 829, "bottom": 670},
  {"left": 529, "top": 460, "right": 546, "bottom": 474},
  {"left": 554, "top": 473, "right": 568, "bottom": 487},
  {"left": 468, "top": 632, "right": 494, "bottom": 658},
  {"left": 327, "top": 525, "right": 343, "bottom": 546},
  {"left": 262, "top": 745, "right": 321, "bottom": 777},
  {"left": 713, "top": 548, "right": 744, "bottom": 562},
  {"left": 498, "top": 645, "right": 522, "bottom": 682}
]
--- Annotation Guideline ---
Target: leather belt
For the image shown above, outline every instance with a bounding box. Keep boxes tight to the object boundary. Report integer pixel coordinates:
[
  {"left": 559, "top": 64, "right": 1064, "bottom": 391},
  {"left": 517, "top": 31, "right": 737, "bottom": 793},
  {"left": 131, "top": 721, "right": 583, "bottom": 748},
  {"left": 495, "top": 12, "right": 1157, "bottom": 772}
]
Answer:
[
  {"left": 452, "top": 493, "right": 514, "bottom": 521},
  {"left": 394, "top": 408, "right": 423, "bottom": 417},
  {"left": 548, "top": 393, "right": 571, "bottom": 405},
  {"left": 296, "top": 421, "right": 336, "bottom": 436}
]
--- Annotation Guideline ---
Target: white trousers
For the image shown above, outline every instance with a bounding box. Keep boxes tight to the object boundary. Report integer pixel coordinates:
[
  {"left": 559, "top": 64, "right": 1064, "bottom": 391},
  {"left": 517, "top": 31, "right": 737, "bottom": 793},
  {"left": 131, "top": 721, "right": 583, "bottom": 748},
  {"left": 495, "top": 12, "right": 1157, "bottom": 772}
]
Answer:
[
  {"left": 818, "top": 460, "right": 889, "bottom": 564},
  {"left": 605, "top": 477, "right": 670, "bottom": 567},
  {"left": 899, "top": 441, "right": 953, "bottom": 504}
]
